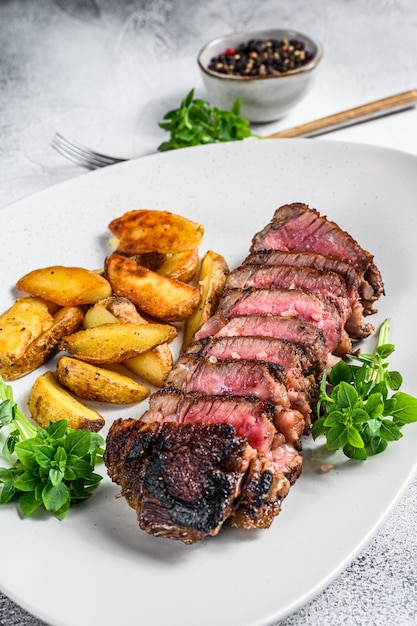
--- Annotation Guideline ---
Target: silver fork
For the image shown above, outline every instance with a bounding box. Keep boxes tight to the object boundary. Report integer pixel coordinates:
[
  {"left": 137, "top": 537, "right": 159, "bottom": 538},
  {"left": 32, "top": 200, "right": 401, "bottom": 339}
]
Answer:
[{"left": 51, "top": 132, "right": 127, "bottom": 169}]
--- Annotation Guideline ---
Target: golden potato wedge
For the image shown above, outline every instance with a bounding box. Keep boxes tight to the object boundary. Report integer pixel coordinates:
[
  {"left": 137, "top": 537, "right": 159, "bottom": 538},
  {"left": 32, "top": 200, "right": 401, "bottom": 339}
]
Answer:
[
  {"left": 108, "top": 209, "right": 204, "bottom": 255},
  {"left": 154, "top": 248, "right": 199, "bottom": 283},
  {"left": 56, "top": 356, "right": 150, "bottom": 404},
  {"left": 83, "top": 296, "right": 173, "bottom": 386},
  {"left": 0, "top": 306, "right": 84, "bottom": 380},
  {"left": 124, "top": 343, "right": 173, "bottom": 388},
  {"left": 16, "top": 265, "right": 112, "bottom": 307},
  {"left": 182, "top": 250, "right": 229, "bottom": 350},
  {"left": 28, "top": 371, "right": 105, "bottom": 432},
  {"left": 105, "top": 253, "right": 200, "bottom": 322},
  {"left": 0, "top": 297, "right": 54, "bottom": 367},
  {"left": 60, "top": 322, "right": 177, "bottom": 364},
  {"left": 83, "top": 296, "right": 147, "bottom": 328}
]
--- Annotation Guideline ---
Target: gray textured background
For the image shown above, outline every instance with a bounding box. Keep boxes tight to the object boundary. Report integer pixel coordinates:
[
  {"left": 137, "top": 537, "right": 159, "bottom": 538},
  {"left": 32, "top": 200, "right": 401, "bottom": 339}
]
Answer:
[{"left": 1, "top": 1, "right": 417, "bottom": 625}]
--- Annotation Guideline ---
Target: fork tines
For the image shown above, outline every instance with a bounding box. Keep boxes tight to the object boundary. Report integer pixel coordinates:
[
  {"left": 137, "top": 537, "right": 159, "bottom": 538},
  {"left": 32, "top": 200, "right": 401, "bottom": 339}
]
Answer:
[{"left": 51, "top": 133, "right": 126, "bottom": 169}]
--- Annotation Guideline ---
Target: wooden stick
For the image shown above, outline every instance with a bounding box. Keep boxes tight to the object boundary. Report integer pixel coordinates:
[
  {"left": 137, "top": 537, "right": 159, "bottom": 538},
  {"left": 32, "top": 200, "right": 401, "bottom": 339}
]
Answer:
[{"left": 266, "top": 89, "right": 417, "bottom": 138}]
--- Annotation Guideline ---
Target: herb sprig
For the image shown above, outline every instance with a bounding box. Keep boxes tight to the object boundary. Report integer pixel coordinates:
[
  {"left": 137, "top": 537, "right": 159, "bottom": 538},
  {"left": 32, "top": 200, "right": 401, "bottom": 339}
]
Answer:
[
  {"left": 312, "top": 319, "right": 417, "bottom": 460},
  {"left": 158, "top": 89, "right": 260, "bottom": 151},
  {"left": 0, "top": 376, "right": 104, "bottom": 519}
]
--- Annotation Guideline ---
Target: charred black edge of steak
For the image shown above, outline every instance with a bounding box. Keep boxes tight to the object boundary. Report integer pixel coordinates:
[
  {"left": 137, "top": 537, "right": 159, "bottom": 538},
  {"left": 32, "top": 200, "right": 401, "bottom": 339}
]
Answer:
[{"left": 105, "top": 420, "right": 253, "bottom": 539}]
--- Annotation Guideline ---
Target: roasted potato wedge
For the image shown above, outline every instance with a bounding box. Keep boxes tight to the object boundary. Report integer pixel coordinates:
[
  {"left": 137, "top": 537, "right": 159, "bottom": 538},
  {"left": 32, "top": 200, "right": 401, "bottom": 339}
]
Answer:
[
  {"left": 0, "top": 306, "right": 84, "bottom": 380},
  {"left": 154, "top": 248, "right": 199, "bottom": 283},
  {"left": 60, "top": 322, "right": 177, "bottom": 364},
  {"left": 83, "top": 296, "right": 147, "bottom": 328},
  {"left": 105, "top": 253, "right": 201, "bottom": 322},
  {"left": 84, "top": 296, "right": 173, "bottom": 387},
  {"left": 16, "top": 265, "right": 112, "bottom": 307},
  {"left": 108, "top": 209, "right": 204, "bottom": 255},
  {"left": 182, "top": 250, "right": 229, "bottom": 350},
  {"left": 56, "top": 356, "right": 150, "bottom": 404},
  {"left": 124, "top": 343, "right": 173, "bottom": 387},
  {"left": 0, "top": 297, "right": 54, "bottom": 367},
  {"left": 28, "top": 371, "right": 105, "bottom": 432}
]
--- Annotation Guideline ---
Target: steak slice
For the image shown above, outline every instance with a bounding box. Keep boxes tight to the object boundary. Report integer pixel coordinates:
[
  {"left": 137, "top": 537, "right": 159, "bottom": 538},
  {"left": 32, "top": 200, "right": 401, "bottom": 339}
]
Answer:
[
  {"left": 218, "top": 287, "right": 351, "bottom": 355},
  {"left": 230, "top": 454, "right": 290, "bottom": 529},
  {"left": 167, "top": 354, "right": 309, "bottom": 445},
  {"left": 225, "top": 263, "right": 351, "bottom": 326},
  {"left": 243, "top": 249, "right": 374, "bottom": 337},
  {"left": 209, "top": 315, "right": 328, "bottom": 374},
  {"left": 250, "top": 203, "right": 384, "bottom": 306},
  {"left": 187, "top": 334, "right": 316, "bottom": 376},
  {"left": 105, "top": 419, "right": 254, "bottom": 543},
  {"left": 141, "top": 388, "right": 278, "bottom": 455}
]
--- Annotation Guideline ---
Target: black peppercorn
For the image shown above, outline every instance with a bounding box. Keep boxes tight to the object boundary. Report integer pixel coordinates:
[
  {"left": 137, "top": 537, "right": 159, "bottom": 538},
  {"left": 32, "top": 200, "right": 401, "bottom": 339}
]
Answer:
[{"left": 208, "top": 37, "right": 314, "bottom": 77}]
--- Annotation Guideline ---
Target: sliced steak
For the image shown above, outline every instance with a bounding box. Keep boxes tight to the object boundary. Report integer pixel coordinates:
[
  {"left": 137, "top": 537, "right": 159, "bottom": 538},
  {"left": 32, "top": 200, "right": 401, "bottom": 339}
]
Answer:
[
  {"left": 187, "top": 334, "right": 316, "bottom": 376},
  {"left": 243, "top": 249, "right": 374, "bottom": 336},
  {"left": 218, "top": 287, "right": 350, "bottom": 355},
  {"left": 167, "top": 354, "right": 309, "bottom": 445},
  {"left": 250, "top": 202, "right": 384, "bottom": 307},
  {"left": 230, "top": 454, "right": 290, "bottom": 529},
  {"left": 105, "top": 419, "right": 254, "bottom": 543},
  {"left": 225, "top": 263, "right": 352, "bottom": 327},
  {"left": 210, "top": 315, "right": 328, "bottom": 374},
  {"left": 141, "top": 388, "right": 278, "bottom": 455}
]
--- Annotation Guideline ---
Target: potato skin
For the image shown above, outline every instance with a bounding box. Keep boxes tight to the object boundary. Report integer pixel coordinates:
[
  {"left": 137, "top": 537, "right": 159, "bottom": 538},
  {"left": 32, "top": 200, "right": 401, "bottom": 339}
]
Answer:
[
  {"left": 0, "top": 306, "right": 84, "bottom": 381},
  {"left": 60, "top": 322, "right": 177, "bottom": 364},
  {"left": 0, "top": 297, "right": 54, "bottom": 367},
  {"left": 28, "top": 371, "right": 105, "bottom": 432},
  {"left": 82, "top": 295, "right": 174, "bottom": 387},
  {"left": 182, "top": 250, "right": 229, "bottom": 350},
  {"left": 56, "top": 356, "right": 150, "bottom": 404},
  {"left": 105, "top": 253, "right": 201, "bottom": 322},
  {"left": 16, "top": 265, "right": 112, "bottom": 306},
  {"left": 108, "top": 209, "right": 204, "bottom": 255},
  {"left": 124, "top": 343, "right": 173, "bottom": 388}
]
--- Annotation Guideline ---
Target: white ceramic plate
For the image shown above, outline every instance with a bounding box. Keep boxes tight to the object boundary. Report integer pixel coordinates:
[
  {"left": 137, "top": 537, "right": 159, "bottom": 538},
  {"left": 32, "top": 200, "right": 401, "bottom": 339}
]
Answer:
[{"left": 1, "top": 139, "right": 417, "bottom": 626}]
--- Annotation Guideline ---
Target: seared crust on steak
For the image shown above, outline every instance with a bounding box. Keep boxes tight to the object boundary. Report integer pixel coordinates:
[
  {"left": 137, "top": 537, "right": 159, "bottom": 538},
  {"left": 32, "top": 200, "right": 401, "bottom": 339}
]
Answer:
[{"left": 105, "top": 420, "right": 254, "bottom": 543}]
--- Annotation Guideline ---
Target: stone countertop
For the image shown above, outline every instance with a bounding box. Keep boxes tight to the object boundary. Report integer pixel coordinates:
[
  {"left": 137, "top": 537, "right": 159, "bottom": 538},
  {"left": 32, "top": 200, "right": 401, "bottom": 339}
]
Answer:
[{"left": 0, "top": 1, "right": 416, "bottom": 625}]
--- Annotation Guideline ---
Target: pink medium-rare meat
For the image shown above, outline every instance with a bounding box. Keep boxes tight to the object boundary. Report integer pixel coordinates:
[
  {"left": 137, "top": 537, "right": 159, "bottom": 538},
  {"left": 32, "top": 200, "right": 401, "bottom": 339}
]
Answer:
[
  {"left": 243, "top": 249, "right": 374, "bottom": 336},
  {"left": 166, "top": 354, "right": 309, "bottom": 445},
  {"left": 208, "top": 315, "right": 328, "bottom": 374},
  {"left": 244, "top": 248, "right": 361, "bottom": 305},
  {"left": 250, "top": 202, "right": 384, "bottom": 306},
  {"left": 216, "top": 287, "right": 351, "bottom": 355},
  {"left": 187, "top": 335, "right": 318, "bottom": 424},
  {"left": 188, "top": 334, "right": 317, "bottom": 376},
  {"left": 225, "top": 264, "right": 352, "bottom": 326},
  {"left": 167, "top": 355, "right": 292, "bottom": 410},
  {"left": 141, "top": 388, "right": 277, "bottom": 456}
]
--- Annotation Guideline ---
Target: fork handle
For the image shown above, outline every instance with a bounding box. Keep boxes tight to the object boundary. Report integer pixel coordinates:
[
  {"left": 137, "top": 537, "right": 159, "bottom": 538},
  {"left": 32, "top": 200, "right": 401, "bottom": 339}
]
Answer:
[{"left": 266, "top": 89, "right": 417, "bottom": 138}]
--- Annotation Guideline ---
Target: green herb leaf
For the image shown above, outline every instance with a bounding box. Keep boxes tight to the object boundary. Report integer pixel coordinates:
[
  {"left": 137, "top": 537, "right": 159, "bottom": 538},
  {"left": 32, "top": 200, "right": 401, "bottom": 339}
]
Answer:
[
  {"left": 157, "top": 89, "right": 261, "bottom": 152},
  {"left": 314, "top": 319, "right": 417, "bottom": 460},
  {"left": 0, "top": 376, "right": 105, "bottom": 519}
]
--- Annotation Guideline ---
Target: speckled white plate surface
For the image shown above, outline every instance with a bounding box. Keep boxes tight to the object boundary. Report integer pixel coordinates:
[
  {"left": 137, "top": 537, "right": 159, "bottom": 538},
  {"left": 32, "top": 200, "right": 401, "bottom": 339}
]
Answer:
[{"left": 1, "top": 139, "right": 417, "bottom": 626}]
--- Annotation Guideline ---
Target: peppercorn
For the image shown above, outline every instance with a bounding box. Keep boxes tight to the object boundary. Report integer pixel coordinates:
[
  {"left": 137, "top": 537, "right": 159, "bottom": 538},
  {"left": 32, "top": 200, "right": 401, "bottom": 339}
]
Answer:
[{"left": 208, "top": 37, "right": 314, "bottom": 77}]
